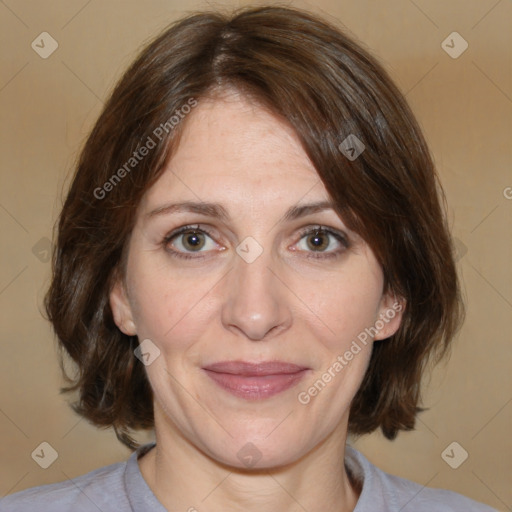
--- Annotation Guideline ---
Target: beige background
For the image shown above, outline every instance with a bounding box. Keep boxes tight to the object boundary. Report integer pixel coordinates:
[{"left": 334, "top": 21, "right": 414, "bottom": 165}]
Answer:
[{"left": 0, "top": 0, "right": 510, "bottom": 510}]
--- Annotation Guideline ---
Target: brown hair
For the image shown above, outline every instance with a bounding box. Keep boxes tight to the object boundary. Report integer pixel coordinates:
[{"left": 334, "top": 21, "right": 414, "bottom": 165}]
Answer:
[{"left": 46, "top": 5, "right": 463, "bottom": 449}]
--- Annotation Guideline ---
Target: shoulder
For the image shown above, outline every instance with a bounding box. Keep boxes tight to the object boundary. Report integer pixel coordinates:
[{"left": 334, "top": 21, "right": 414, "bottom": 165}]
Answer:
[
  {"left": 345, "top": 445, "right": 498, "bottom": 512},
  {"left": 0, "top": 459, "right": 130, "bottom": 512},
  {"left": 377, "top": 471, "right": 497, "bottom": 512}
]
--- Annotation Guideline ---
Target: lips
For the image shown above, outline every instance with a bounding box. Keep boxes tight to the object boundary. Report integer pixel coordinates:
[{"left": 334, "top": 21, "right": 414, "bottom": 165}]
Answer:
[{"left": 202, "top": 361, "right": 309, "bottom": 400}]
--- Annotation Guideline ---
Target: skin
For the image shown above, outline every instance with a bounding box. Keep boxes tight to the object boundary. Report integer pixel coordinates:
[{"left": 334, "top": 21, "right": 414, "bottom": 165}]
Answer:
[{"left": 110, "top": 89, "right": 403, "bottom": 512}]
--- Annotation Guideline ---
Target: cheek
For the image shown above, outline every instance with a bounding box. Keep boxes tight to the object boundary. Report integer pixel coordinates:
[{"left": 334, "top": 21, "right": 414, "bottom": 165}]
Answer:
[
  {"left": 126, "top": 255, "right": 218, "bottom": 349},
  {"left": 294, "top": 266, "right": 384, "bottom": 352},
  {"left": 293, "top": 272, "right": 381, "bottom": 420}
]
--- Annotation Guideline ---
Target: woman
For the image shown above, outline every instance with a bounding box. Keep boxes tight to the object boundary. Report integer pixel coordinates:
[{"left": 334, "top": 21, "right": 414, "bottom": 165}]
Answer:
[{"left": 0, "top": 5, "right": 497, "bottom": 511}]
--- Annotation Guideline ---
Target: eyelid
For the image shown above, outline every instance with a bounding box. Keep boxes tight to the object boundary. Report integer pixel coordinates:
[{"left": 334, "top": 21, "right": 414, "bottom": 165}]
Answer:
[
  {"left": 291, "top": 225, "right": 350, "bottom": 260},
  {"left": 162, "top": 224, "right": 222, "bottom": 259},
  {"left": 163, "top": 224, "right": 216, "bottom": 243},
  {"left": 295, "top": 225, "right": 349, "bottom": 246}
]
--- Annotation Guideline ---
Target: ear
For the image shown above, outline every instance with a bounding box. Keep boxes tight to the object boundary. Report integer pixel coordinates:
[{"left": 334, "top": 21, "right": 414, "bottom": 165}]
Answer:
[
  {"left": 109, "top": 277, "right": 137, "bottom": 336},
  {"left": 373, "top": 292, "right": 405, "bottom": 341}
]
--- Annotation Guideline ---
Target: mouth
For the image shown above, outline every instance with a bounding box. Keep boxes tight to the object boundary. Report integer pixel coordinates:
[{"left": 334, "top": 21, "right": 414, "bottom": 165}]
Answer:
[{"left": 202, "top": 361, "right": 310, "bottom": 400}]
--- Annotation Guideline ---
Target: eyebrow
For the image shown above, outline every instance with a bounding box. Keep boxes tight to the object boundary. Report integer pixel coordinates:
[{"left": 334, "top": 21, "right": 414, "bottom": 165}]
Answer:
[{"left": 146, "top": 200, "right": 337, "bottom": 223}]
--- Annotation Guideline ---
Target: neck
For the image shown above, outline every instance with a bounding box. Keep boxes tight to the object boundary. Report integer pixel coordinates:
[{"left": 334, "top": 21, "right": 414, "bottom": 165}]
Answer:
[{"left": 138, "top": 407, "right": 359, "bottom": 512}]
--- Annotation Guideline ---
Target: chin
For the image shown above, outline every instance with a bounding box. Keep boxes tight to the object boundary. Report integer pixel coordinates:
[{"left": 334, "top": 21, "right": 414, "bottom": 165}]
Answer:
[{"left": 200, "top": 425, "right": 311, "bottom": 471}]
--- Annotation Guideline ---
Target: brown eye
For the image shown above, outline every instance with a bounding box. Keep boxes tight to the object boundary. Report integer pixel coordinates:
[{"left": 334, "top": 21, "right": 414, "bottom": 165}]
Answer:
[
  {"left": 306, "top": 230, "right": 330, "bottom": 251},
  {"left": 180, "top": 230, "right": 206, "bottom": 251},
  {"left": 163, "top": 225, "right": 218, "bottom": 258},
  {"left": 294, "top": 226, "right": 349, "bottom": 259}
]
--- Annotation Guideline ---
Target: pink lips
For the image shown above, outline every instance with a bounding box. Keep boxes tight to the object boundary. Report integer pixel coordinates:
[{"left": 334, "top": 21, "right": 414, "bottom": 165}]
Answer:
[{"left": 202, "top": 361, "right": 309, "bottom": 400}]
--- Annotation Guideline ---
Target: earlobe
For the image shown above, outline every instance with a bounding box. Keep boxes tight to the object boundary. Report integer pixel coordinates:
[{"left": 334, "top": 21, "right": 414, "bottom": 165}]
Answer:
[
  {"left": 109, "top": 279, "right": 137, "bottom": 336},
  {"left": 374, "top": 294, "right": 405, "bottom": 341}
]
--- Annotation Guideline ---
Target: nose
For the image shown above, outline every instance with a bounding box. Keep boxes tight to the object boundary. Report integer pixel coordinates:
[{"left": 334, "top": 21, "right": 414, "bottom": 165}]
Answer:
[{"left": 220, "top": 248, "right": 292, "bottom": 341}]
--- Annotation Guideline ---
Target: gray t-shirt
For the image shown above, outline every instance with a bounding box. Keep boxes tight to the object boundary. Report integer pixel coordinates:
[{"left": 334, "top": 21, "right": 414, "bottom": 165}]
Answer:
[{"left": 0, "top": 443, "right": 497, "bottom": 511}]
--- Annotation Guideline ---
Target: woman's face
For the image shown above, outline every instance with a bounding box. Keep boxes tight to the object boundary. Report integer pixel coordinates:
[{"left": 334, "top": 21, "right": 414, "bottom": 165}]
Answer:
[{"left": 110, "top": 91, "right": 402, "bottom": 468}]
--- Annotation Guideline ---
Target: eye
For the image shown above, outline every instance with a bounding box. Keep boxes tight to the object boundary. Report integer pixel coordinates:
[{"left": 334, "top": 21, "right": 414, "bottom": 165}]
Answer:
[
  {"left": 294, "top": 226, "right": 349, "bottom": 259},
  {"left": 163, "top": 224, "right": 219, "bottom": 259}
]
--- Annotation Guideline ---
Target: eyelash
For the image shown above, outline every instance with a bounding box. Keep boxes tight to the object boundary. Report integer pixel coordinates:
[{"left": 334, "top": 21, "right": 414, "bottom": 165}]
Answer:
[{"left": 162, "top": 224, "right": 350, "bottom": 261}]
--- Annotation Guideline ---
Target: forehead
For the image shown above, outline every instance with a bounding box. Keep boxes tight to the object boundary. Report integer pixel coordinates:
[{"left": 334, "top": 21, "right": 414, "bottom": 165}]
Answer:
[
  {"left": 141, "top": 92, "right": 327, "bottom": 209},
  {"left": 177, "top": 91, "right": 312, "bottom": 165}
]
